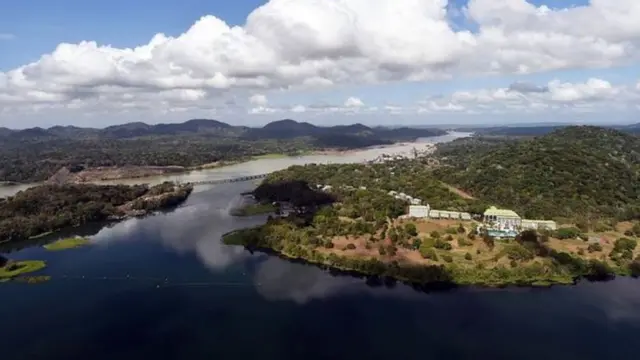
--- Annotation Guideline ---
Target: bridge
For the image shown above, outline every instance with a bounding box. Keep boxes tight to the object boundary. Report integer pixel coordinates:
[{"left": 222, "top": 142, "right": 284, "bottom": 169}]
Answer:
[{"left": 186, "top": 173, "right": 269, "bottom": 186}]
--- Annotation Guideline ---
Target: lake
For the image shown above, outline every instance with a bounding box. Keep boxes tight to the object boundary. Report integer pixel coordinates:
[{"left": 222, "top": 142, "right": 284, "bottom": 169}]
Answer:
[{"left": 2, "top": 132, "right": 640, "bottom": 360}]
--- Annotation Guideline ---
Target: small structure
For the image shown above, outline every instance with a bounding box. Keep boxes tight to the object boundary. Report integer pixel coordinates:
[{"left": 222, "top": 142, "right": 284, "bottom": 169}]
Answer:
[
  {"left": 408, "top": 205, "right": 430, "bottom": 218},
  {"left": 483, "top": 206, "right": 521, "bottom": 228},
  {"left": 411, "top": 198, "right": 422, "bottom": 205},
  {"left": 521, "top": 219, "right": 557, "bottom": 231},
  {"left": 429, "top": 210, "right": 440, "bottom": 218},
  {"left": 460, "top": 212, "right": 472, "bottom": 221}
]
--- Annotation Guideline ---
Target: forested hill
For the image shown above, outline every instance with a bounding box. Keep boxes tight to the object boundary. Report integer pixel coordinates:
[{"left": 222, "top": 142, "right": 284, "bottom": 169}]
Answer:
[
  {"left": 0, "top": 119, "right": 445, "bottom": 183},
  {"left": 0, "top": 118, "right": 445, "bottom": 141},
  {"left": 434, "top": 126, "right": 640, "bottom": 220}
]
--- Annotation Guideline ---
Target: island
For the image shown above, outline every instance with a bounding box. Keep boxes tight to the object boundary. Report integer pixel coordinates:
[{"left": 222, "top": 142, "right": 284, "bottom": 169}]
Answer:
[
  {"left": 43, "top": 237, "right": 91, "bottom": 251},
  {"left": 0, "top": 256, "right": 47, "bottom": 280},
  {"left": 223, "top": 126, "right": 640, "bottom": 288},
  {"left": 0, "top": 181, "right": 193, "bottom": 244},
  {"left": 0, "top": 119, "right": 446, "bottom": 184}
]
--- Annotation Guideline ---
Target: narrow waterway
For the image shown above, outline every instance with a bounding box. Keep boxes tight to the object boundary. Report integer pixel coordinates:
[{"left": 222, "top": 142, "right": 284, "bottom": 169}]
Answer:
[{"left": 2, "top": 131, "right": 640, "bottom": 360}]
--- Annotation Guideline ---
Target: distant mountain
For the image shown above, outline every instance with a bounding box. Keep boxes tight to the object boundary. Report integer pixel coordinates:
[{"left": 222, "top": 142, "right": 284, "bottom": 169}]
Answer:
[
  {"left": 435, "top": 126, "right": 640, "bottom": 219},
  {"left": 0, "top": 118, "right": 446, "bottom": 150}
]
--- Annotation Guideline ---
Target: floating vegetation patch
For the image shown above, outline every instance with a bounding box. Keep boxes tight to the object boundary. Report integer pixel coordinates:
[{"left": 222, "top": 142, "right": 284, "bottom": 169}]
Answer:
[
  {"left": 12, "top": 275, "right": 52, "bottom": 284},
  {"left": 43, "top": 237, "right": 91, "bottom": 251},
  {"left": 0, "top": 260, "right": 47, "bottom": 279}
]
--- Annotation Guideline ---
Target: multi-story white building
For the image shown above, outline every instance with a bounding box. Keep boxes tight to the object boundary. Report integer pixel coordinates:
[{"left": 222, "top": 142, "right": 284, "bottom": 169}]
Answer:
[{"left": 483, "top": 206, "right": 521, "bottom": 228}]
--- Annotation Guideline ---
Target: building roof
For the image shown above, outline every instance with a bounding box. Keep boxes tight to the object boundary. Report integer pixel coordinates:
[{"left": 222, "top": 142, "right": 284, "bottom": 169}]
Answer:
[{"left": 484, "top": 206, "right": 520, "bottom": 218}]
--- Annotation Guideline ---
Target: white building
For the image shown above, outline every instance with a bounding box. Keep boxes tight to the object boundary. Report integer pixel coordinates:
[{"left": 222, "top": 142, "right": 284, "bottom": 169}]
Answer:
[
  {"left": 521, "top": 219, "right": 557, "bottom": 231},
  {"left": 408, "top": 205, "right": 430, "bottom": 218},
  {"left": 483, "top": 206, "right": 521, "bottom": 228}
]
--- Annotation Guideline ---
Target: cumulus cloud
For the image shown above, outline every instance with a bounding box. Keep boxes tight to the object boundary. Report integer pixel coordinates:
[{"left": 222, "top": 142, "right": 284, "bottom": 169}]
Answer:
[
  {"left": 249, "top": 93, "right": 268, "bottom": 106},
  {"left": 419, "top": 77, "right": 640, "bottom": 114},
  {"left": 1, "top": 0, "right": 640, "bottom": 121},
  {"left": 344, "top": 96, "right": 364, "bottom": 108}
]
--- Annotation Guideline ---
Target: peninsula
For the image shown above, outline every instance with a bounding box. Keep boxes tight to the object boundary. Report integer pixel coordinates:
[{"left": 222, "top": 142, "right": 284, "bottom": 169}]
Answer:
[
  {"left": 0, "top": 181, "right": 193, "bottom": 244},
  {"left": 223, "top": 126, "right": 640, "bottom": 287}
]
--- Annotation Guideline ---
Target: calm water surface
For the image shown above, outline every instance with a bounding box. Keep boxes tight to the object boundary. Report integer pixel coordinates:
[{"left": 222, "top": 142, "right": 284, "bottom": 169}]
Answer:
[{"left": 2, "top": 133, "right": 640, "bottom": 359}]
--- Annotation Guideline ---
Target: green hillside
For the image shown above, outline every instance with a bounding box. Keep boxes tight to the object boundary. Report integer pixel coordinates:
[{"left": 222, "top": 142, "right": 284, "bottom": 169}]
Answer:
[{"left": 434, "top": 126, "right": 640, "bottom": 220}]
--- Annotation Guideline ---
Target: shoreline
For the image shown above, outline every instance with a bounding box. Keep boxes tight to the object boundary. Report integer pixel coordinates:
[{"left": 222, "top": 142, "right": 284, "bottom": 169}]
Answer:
[
  {"left": 1, "top": 183, "right": 193, "bottom": 246},
  {"left": 222, "top": 229, "right": 585, "bottom": 290}
]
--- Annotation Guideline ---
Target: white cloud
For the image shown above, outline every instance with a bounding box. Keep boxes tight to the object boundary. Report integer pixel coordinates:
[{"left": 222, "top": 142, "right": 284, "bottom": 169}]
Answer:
[
  {"left": 249, "top": 94, "right": 268, "bottom": 106},
  {"left": 1, "top": 0, "right": 640, "bottom": 124},
  {"left": 419, "top": 78, "right": 640, "bottom": 114},
  {"left": 344, "top": 96, "right": 364, "bottom": 108},
  {"left": 0, "top": 33, "right": 15, "bottom": 40}
]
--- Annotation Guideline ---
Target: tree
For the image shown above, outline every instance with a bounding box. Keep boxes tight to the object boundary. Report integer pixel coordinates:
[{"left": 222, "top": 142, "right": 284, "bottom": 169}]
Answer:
[
  {"left": 464, "top": 253, "right": 472, "bottom": 260},
  {"left": 404, "top": 223, "right": 418, "bottom": 237},
  {"left": 457, "top": 223, "right": 466, "bottom": 234}
]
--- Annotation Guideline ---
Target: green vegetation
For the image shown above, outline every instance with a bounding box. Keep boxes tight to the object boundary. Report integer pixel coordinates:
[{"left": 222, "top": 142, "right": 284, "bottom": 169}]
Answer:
[
  {"left": 0, "top": 119, "right": 445, "bottom": 183},
  {"left": 217, "top": 125, "right": 640, "bottom": 287},
  {"left": 43, "top": 237, "right": 91, "bottom": 251},
  {"left": 434, "top": 126, "right": 640, "bottom": 220},
  {"left": 0, "top": 260, "right": 46, "bottom": 279},
  {"left": 0, "top": 182, "right": 192, "bottom": 244},
  {"left": 229, "top": 203, "right": 278, "bottom": 217}
]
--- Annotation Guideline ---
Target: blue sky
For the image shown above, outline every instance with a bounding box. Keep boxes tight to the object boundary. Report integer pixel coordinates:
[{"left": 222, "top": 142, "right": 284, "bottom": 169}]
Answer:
[{"left": 0, "top": 0, "right": 638, "bottom": 128}]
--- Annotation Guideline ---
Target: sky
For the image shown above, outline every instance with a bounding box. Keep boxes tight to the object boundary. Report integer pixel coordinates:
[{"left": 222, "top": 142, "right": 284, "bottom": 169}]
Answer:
[{"left": 0, "top": 0, "right": 639, "bottom": 128}]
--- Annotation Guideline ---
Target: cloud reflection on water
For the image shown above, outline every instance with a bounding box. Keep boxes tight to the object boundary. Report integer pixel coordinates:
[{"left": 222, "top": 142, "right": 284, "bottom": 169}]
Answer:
[{"left": 87, "top": 182, "right": 431, "bottom": 304}]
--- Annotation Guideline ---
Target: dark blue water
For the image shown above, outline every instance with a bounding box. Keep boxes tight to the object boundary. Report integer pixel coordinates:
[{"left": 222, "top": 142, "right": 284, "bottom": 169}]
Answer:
[{"left": 2, "top": 182, "right": 640, "bottom": 360}]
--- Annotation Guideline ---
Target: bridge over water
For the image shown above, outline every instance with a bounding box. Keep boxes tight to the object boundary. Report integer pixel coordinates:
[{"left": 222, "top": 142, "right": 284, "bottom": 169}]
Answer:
[{"left": 186, "top": 173, "right": 269, "bottom": 186}]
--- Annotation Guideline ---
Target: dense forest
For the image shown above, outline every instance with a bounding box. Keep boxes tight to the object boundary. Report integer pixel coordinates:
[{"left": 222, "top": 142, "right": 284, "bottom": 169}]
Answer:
[
  {"left": 434, "top": 126, "right": 640, "bottom": 220},
  {"left": 0, "top": 119, "right": 446, "bottom": 183},
  {"left": 0, "top": 182, "right": 192, "bottom": 243}
]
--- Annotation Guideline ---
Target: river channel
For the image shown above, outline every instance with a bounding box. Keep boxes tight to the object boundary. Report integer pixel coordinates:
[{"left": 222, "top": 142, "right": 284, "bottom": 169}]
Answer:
[{"left": 1, "top": 132, "right": 640, "bottom": 360}]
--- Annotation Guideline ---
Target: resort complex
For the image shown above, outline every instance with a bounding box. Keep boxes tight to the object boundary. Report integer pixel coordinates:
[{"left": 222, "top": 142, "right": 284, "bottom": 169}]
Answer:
[{"left": 405, "top": 203, "right": 556, "bottom": 239}]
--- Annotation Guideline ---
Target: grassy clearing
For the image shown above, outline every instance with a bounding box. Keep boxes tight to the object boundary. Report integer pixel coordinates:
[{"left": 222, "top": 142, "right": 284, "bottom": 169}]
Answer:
[
  {"left": 230, "top": 203, "right": 277, "bottom": 217},
  {"left": 43, "top": 237, "right": 91, "bottom": 251},
  {"left": 0, "top": 260, "right": 47, "bottom": 279}
]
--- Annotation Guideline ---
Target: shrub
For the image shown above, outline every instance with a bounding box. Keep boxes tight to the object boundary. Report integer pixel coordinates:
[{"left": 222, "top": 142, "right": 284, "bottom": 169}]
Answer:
[
  {"left": 387, "top": 245, "right": 398, "bottom": 256},
  {"left": 324, "top": 241, "right": 335, "bottom": 249},
  {"left": 457, "top": 237, "right": 472, "bottom": 247},
  {"left": 510, "top": 260, "right": 518, "bottom": 268},
  {"left": 614, "top": 238, "right": 637, "bottom": 253},
  {"left": 445, "top": 227, "right": 458, "bottom": 235},
  {"left": 464, "top": 253, "right": 473, "bottom": 261},
  {"left": 420, "top": 247, "right": 438, "bottom": 260},
  {"left": 504, "top": 244, "right": 534, "bottom": 261},
  {"left": 434, "top": 239, "right": 452, "bottom": 251},
  {"left": 457, "top": 224, "right": 466, "bottom": 234},
  {"left": 346, "top": 243, "right": 356, "bottom": 250},
  {"left": 365, "top": 242, "right": 372, "bottom": 250},
  {"left": 555, "top": 227, "right": 582, "bottom": 240},
  {"left": 442, "top": 255, "right": 453, "bottom": 263},
  {"left": 587, "top": 243, "right": 603, "bottom": 253},
  {"left": 445, "top": 234, "right": 454, "bottom": 242},
  {"left": 378, "top": 246, "right": 387, "bottom": 255},
  {"left": 577, "top": 248, "right": 585, "bottom": 256},
  {"left": 430, "top": 230, "right": 441, "bottom": 239}
]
